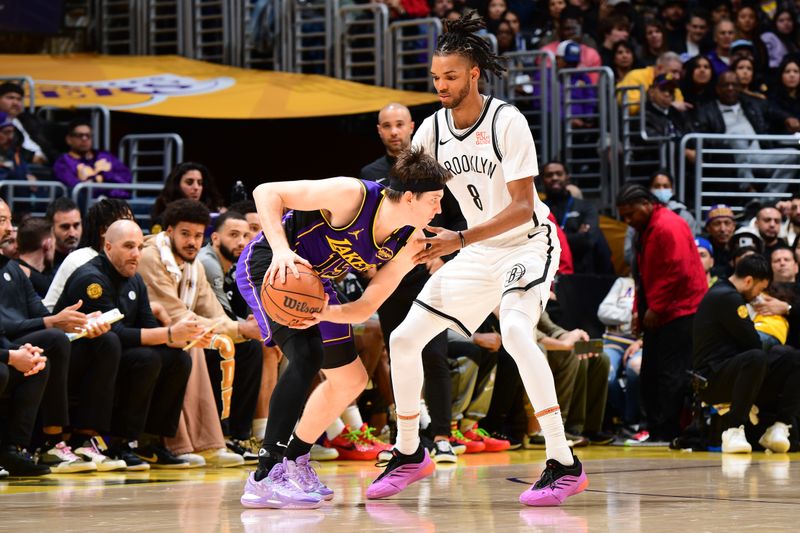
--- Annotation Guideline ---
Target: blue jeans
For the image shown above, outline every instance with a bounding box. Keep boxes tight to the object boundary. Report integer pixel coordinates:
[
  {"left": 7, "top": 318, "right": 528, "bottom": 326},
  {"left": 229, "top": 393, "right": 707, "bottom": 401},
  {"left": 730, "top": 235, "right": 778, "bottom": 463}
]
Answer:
[{"left": 604, "top": 338, "right": 642, "bottom": 426}]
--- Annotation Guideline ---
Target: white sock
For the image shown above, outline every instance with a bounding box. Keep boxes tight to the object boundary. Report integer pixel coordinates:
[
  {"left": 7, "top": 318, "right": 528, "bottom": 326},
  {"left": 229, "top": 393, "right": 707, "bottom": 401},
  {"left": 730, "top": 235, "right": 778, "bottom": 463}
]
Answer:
[
  {"left": 500, "top": 302, "right": 573, "bottom": 466},
  {"left": 325, "top": 418, "right": 345, "bottom": 440},
  {"left": 341, "top": 405, "right": 364, "bottom": 430},
  {"left": 419, "top": 399, "right": 431, "bottom": 430},
  {"left": 252, "top": 418, "right": 267, "bottom": 441},
  {"left": 396, "top": 412, "right": 421, "bottom": 455}
]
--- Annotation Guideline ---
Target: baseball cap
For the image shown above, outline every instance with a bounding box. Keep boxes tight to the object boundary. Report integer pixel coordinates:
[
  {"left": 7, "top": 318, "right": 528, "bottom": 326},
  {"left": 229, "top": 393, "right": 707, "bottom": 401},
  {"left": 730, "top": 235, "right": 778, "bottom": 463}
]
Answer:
[
  {"left": 731, "top": 39, "right": 754, "bottom": 53},
  {"left": 653, "top": 73, "right": 679, "bottom": 91},
  {"left": 695, "top": 236, "right": 713, "bottom": 255},
  {"left": 730, "top": 226, "right": 764, "bottom": 254},
  {"left": 556, "top": 40, "right": 581, "bottom": 64},
  {"left": 705, "top": 204, "right": 735, "bottom": 225},
  {"left": 0, "top": 112, "right": 13, "bottom": 130}
]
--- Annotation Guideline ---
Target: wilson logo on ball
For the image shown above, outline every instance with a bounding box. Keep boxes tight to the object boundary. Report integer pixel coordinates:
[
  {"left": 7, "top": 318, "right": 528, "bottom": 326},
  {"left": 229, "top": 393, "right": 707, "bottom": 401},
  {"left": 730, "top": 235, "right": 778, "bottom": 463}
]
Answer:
[{"left": 282, "top": 296, "right": 322, "bottom": 314}]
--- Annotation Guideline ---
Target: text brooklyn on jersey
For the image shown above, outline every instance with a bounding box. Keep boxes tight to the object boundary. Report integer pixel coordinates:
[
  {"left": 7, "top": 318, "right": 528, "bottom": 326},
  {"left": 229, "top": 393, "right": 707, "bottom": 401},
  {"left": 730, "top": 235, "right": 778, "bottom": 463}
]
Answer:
[{"left": 442, "top": 154, "right": 497, "bottom": 179}]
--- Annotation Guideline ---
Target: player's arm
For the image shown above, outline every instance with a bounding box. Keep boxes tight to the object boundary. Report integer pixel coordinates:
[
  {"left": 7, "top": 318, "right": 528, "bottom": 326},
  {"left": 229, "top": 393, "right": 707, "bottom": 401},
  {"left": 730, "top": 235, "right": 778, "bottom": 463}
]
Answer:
[
  {"left": 252, "top": 177, "right": 363, "bottom": 284},
  {"left": 316, "top": 235, "right": 422, "bottom": 325},
  {"left": 415, "top": 178, "right": 534, "bottom": 263}
]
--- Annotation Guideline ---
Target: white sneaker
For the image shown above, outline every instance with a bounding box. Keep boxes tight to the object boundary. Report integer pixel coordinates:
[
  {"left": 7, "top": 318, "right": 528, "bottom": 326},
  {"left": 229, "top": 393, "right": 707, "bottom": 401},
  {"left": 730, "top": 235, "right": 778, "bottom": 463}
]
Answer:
[
  {"left": 0, "top": 467, "right": 8, "bottom": 478},
  {"left": 721, "top": 425, "right": 752, "bottom": 454},
  {"left": 759, "top": 422, "right": 792, "bottom": 453},
  {"left": 74, "top": 437, "right": 127, "bottom": 472},
  {"left": 310, "top": 443, "right": 338, "bottom": 461},
  {"left": 176, "top": 453, "right": 206, "bottom": 468},
  {"left": 198, "top": 448, "right": 245, "bottom": 467},
  {"left": 38, "top": 441, "right": 98, "bottom": 473},
  {"left": 431, "top": 439, "right": 457, "bottom": 464}
]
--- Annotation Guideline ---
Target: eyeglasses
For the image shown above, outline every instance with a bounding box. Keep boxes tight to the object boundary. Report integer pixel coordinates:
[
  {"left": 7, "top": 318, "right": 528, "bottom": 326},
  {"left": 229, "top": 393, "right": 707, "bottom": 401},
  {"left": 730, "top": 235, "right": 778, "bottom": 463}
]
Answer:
[{"left": 70, "top": 133, "right": 92, "bottom": 139}]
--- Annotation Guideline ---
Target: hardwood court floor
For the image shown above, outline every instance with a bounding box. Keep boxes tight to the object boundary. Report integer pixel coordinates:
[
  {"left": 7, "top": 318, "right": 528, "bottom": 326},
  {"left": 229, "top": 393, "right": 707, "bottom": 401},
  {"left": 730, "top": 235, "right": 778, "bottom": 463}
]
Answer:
[{"left": 1, "top": 447, "right": 798, "bottom": 532}]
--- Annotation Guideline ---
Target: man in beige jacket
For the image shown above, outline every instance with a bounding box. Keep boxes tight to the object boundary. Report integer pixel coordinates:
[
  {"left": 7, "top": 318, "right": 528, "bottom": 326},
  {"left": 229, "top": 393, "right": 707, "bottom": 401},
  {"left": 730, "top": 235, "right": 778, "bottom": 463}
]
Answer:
[{"left": 138, "top": 199, "right": 262, "bottom": 467}]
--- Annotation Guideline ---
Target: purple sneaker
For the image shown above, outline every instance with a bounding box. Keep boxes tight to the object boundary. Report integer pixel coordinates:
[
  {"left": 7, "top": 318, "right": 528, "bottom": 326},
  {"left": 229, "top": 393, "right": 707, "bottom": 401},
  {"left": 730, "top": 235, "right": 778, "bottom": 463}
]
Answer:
[
  {"left": 366, "top": 446, "right": 435, "bottom": 500},
  {"left": 240, "top": 459, "right": 322, "bottom": 509},
  {"left": 519, "top": 454, "right": 588, "bottom": 506},
  {"left": 295, "top": 453, "right": 334, "bottom": 501}
]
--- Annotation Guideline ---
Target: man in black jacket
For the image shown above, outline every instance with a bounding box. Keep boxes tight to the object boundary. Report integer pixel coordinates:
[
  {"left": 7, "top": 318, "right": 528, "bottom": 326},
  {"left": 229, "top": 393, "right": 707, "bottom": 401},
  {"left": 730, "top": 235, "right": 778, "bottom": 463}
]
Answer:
[
  {"left": 692, "top": 71, "right": 800, "bottom": 195},
  {"left": 0, "top": 82, "right": 59, "bottom": 165},
  {"left": 56, "top": 219, "right": 205, "bottom": 469},
  {"left": 360, "top": 103, "right": 415, "bottom": 183},
  {"left": 693, "top": 254, "right": 800, "bottom": 453},
  {"left": 541, "top": 160, "right": 614, "bottom": 274}
]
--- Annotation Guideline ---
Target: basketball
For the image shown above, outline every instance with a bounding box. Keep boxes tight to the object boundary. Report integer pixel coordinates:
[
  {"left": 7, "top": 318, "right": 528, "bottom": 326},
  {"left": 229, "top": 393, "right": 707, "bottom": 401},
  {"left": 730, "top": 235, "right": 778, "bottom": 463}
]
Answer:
[{"left": 261, "top": 263, "right": 325, "bottom": 327}]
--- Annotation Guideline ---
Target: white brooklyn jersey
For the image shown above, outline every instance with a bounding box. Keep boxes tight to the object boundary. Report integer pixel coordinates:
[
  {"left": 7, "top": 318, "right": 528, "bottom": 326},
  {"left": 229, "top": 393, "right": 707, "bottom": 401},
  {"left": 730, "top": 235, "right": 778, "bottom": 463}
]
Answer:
[{"left": 412, "top": 95, "right": 551, "bottom": 247}]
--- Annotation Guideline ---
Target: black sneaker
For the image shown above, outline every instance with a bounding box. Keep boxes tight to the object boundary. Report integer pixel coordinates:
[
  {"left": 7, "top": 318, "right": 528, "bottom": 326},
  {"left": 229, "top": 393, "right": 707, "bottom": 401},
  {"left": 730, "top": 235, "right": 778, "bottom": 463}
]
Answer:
[
  {"left": 0, "top": 445, "right": 51, "bottom": 476},
  {"left": 491, "top": 431, "right": 522, "bottom": 450},
  {"left": 107, "top": 444, "right": 150, "bottom": 471},
  {"left": 584, "top": 431, "right": 616, "bottom": 445},
  {"left": 431, "top": 439, "right": 457, "bottom": 463},
  {"left": 564, "top": 432, "right": 590, "bottom": 447},
  {"left": 226, "top": 439, "right": 259, "bottom": 465},
  {"left": 133, "top": 445, "right": 191, "bottom": 469}
]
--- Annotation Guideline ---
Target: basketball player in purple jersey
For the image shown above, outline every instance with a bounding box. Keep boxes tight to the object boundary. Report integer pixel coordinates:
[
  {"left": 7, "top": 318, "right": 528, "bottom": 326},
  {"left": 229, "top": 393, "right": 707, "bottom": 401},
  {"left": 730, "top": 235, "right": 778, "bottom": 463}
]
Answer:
[
  {"left": 237, "top": 149, "right": 451, "bottom": 509},
  {"left": 363, "top": 11, "right": 588, "bottom": 506}
]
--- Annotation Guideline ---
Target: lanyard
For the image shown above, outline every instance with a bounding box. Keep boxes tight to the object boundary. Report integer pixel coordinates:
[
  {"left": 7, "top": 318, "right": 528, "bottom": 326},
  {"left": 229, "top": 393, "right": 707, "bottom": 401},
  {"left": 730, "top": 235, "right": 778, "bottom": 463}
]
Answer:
[{"left": 559, "top": 196, "right": 574, "bottom": 229}]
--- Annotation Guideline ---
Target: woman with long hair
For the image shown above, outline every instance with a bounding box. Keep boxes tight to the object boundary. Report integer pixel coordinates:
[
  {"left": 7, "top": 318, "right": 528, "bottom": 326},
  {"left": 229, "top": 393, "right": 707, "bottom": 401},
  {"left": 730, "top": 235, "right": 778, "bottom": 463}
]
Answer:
[
  {"left": 150, "top": 162, "right": 224, "bottom": 232},
  {"left": 761, "top": 7, "right": 800, "bottom": 70},
  {"left": 611, "top": 40, "right": 637, "bottom": 82},
  {"left": 732, "top": 55, "right": 767, "bottom": 99},
  {"left": 772, "top": 55, "right": 800, "bottom": 119},
  {"left": 733, "top": 3, "right": 768, "bottom": 70},
  {"left": 638, "top": 21, "right": 669, "bottom": 66},
  {"left": 680, "top": 55, "right": 718, "bottom": 107}
]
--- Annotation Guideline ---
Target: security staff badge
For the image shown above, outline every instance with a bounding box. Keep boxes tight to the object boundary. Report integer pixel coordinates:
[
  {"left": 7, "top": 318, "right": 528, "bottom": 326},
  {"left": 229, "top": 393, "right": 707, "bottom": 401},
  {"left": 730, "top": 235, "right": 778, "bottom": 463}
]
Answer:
[
  {"left": 737, "top": 305, "right": 748, "bottom": 319},
  {"left": 87, "top": 283, "right": 103, "bottom": 300}
]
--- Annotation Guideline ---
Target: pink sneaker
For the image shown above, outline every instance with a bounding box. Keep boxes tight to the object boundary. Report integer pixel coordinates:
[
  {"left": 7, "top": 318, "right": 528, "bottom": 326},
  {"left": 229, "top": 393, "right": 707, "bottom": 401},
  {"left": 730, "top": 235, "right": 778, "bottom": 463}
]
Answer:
[
  {"left": 519, "top": 455, "right": 588, "bottom": 506},
  {"left": 240, "top": 459, "right": 322, "bottom": 509},
  {"left": 366, "top": 447, "right": 435, "bottom": 499}
]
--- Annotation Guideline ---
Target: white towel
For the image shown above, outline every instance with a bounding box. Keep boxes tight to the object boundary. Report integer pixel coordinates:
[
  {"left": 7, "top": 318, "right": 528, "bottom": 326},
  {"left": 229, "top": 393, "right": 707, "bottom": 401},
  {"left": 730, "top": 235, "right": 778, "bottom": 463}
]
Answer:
[{"left": 155, "top": 231, "right": 199, "bottom": 309}]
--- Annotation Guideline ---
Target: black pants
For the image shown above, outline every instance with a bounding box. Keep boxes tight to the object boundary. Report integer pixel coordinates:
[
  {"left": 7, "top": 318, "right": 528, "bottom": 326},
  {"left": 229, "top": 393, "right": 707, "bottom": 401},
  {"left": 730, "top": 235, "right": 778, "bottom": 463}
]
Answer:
[
  {"left": 379, "top": 294, "right": 452, "bottom": 438},
  {"left": 11, "top": 329, "right": 70, "bottom": 428},
  {"left": 480, "top": 349, "right": 526, "bottom": 435},
  {"left": 205, "top": 339, "right": 263, "bottom": 440},
  {"left": 641, "top": 314, "right": 694, "bottom": 441},
  {"left": 113, "top": 345, "right": 192, "bottom": 439},
  {"left": 702, "top": 346, "right": 800, "bottom": 428},
  {"left": 68, "top": 333, "right": 122, "bottom": 432},
  {"left": 0, "top": 361, "right": 50, "bottom": 447}
]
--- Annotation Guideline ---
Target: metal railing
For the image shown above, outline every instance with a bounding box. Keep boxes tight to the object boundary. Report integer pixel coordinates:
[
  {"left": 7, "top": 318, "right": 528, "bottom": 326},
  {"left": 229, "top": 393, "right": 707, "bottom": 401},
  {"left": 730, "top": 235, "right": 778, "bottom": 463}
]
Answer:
[
  {"left": 385, "top": 18, "right": 441, "bottom": 92},
  {"left": 286, "top": 0, "right": 337, "bottom": 75},
  {"left": 0, "top": 76, "right": 36, "bottom": 113},
  {"left": 502, "top": 50, "right": 558, "bottom": 164},
  {"left": 36, "top": 105, "right": 111, "bottom": 152},
  {"left": 145, "top": 0, "right": 185, "bottom": 55},
  {"left": 335, "top": 3, "right": 388, "bottom": 85},
  {"left": 72, "top": 182, "right": 165, "bottom": 228},
  {"left": 118, "top": 133, "right": 184, "bottom": 183},
  {"left": 99, "top": 0, "right": 143, "bottom": 54},
  {"left": 558, "top": 67, "right": 619, "bottom": 206},
  {"left": 617, "top": 85, "right": 670, "bottom": 185},
  {"left": 0, "top": 181, "right": 68, "bottom": 218},
  {"left": 678, "top": 133, "right": 800, "bottom": 221}
]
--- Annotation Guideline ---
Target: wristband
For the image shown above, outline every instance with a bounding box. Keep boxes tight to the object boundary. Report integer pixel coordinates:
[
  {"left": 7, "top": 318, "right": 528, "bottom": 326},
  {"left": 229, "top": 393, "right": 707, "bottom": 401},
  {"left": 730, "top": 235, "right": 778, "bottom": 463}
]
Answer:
[
  {"left": 458, "top": 231, "right": 466, "bottom": 248},
  {"left": 168, "top": 326, "right": 174, "bottom": 344}
]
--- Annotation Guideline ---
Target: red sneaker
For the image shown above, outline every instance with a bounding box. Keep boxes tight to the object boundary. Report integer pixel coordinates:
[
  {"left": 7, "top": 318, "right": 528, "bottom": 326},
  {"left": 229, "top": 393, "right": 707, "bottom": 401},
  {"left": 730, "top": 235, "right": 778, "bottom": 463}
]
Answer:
[
  {"left": 463, "top": 424, "right": 511, "bottom": 452},
  {"left": 358, "top": 423, "right": 393, "bottom": 452},
  {"left": 323, "top": 426, "right": 381, "bottom": 461},
  {"left": 450, "top": 427, "right": 485, "bottom": 454}
]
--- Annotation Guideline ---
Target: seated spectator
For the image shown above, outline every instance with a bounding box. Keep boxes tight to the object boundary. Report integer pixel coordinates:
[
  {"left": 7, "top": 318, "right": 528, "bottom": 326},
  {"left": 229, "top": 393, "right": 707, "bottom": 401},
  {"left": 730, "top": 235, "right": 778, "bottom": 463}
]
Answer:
[
  {"left": 637, "top": 20, "right": 669, "bottom": 67},
  {"left": 760, "top": 8, "right": 799, "bottom": 70},
  {"left": 53, "top": 120, "right": 132, "bottom": 197},
  {"left": 0, "top": 112, "right": 30, "bottom": 181},
  {"left": 15, "top": 217, "right": 54, "bottom": 298},
  {"left": 709, "top": 0, "right": 732, "bottom": 26},
  {"left": 696, "top": 237, "right": 718, "bottom": 287},
  {"left": 56, "top": 219, "right": 203, "bottom": 469},
  {"left": 597, "top": 276, "right": 643, "bottom": 437},
  {"left": 692, "top": 71, "right": 800, "bottom": 196},
  {"left": 618, "top": 52, "right": 685, "bottom": 113},
  {"left": 541, "top": 160, "right": 613, "bottom": 274},
  {"left": 0, "top": 82, "right": 57, "bottom": 165},
  {"left": 597, "top": 13, "right": 631, "bottom": 68},
  {"left": 681, "top": 55, "right": 717, "bottom": 108},
  {"left": 753, "top": 205, "right": 788, "bottom": 257},
  {"left": 732, "top": 4, "right": 767, "bottom": 72},
  {"left": 228, "top": 200, "right": 261, "bottom": 237},
  {"left": 732, "top": 56, "right": 766, "bottom": 100},
  {"left": 46, "top": 197, "right": 82, "bottom": 270},
  {"left": 693, "top": 254, "right": 800, "bottom": 454},
  {"left": 0, "top": 318, "right": 51, "bottom": 476},
  {"left": 707, "top": 18, "right": 735, "bottom": 75},
  {"left": 610, "top": 41, "right": 638, "bottom": 83},
  {"left": 753, "top": 279, "right": 794, "bottom": 350},
  {"left": 660, "top": 0, "right": 686, "bottom": 48},
  {"left": 198, "top": 211, "right": 264, "bottom": 459},
  {"left": 704, "top": 203, "right": 737, "bottom": 278},
  {"left": 375, "top": 0, "right": 429, "bottom": 20},
  {"left": 139, "top": 199, "right": 259, "bottom": 467},
  {"left": 772, "top": 56, "right": 800, "bottom": 120},
  {"left": 538, "top": 7, "right": 602, "bottom": 83},
  {"left": 675, "top": 9, "right": 712, "bottom": 59},
  {"left": 43, "top": 199, "right": 133, "bottom": 311},
  {"left": 503, "top": 9, "right": 534, "bottom": 52},
  {"left": 783, "top": 192, "right": 800, "bottom": 248},
  {"left": 432, "top": 0, "right": 454, "bottom": 19},
  {"left": 643, "top": 76, "right": 694, "bottom": 166},
  {"left": 495, "top": 19, "right": 516, "bottom": 53},
  {"left": 0, "top": 223, "right": 18, "bottom": 259},
  {"left": 150, "top": 162, "right": 224, "bottom": 234}
]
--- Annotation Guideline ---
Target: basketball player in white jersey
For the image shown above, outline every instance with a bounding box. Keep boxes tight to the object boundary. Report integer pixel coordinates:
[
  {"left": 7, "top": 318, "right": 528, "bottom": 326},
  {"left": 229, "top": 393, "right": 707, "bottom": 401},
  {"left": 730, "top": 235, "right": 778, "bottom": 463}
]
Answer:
[{"left": 365, "top": 11, "right": 588, "bottom": 505}]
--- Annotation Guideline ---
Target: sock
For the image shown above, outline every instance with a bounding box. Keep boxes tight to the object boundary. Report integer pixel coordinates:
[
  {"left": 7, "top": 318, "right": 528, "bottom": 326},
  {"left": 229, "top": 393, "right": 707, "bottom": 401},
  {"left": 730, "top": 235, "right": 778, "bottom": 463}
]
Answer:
[
  {"left": 396, "top": 412, "right": 421, "bottom": 455},
  {"left": 252, "top": 418, "right": 267, "bottom": 441},
  {"left": 341, "top": 405, "right": 364, "bottom": 430},
  {"left": 419, "top": 400, "right": 431, "bottom": 430},
  {"left": 254, "top": 449, "right": 282, "bottom": 482},
  {"left": 284, "top": 432, "right": 313, "bottom": 461},
  {"left": 326, "top": 418, "right": 346, "bottom": 440},
  {"left": 43, "top": 435, "right": 62, "bottom": 448},
  {"left": 537, "top": 407, "right": 574, "bottom": 466}
]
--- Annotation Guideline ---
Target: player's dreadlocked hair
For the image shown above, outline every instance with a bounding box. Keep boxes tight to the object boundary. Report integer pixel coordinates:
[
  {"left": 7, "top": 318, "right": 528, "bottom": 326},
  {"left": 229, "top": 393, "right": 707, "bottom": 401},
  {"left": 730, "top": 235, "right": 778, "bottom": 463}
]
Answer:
[
  {"left": 436, "top": 10, "right": 506, "bottom": 77},
  {"left": 80, "top": 198, "right": 135, "bottom": 252},
  {"left": 616, "top": 183, "right": 659, "bottom": 206}
]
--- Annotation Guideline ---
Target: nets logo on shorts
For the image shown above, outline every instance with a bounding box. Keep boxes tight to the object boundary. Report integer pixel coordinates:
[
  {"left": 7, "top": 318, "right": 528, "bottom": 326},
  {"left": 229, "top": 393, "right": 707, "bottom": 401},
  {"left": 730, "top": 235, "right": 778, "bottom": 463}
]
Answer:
[{"left": 504, "top": 264, "right": 527, "bottom": 287}]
